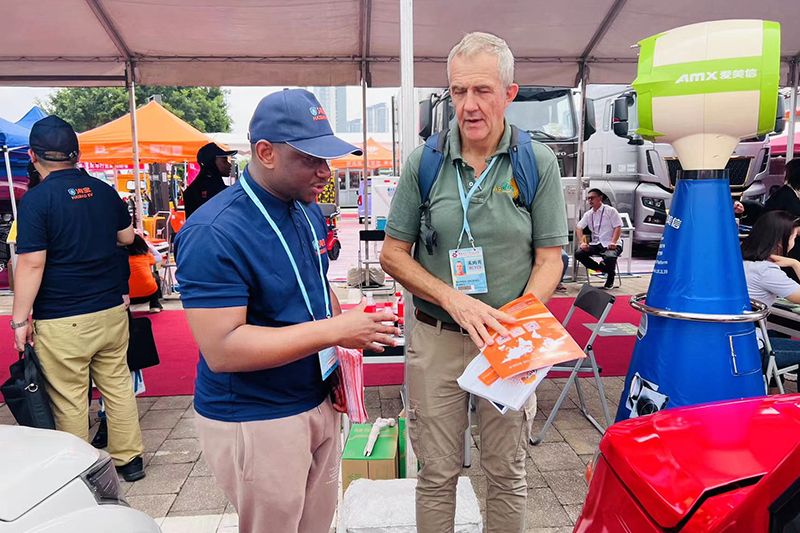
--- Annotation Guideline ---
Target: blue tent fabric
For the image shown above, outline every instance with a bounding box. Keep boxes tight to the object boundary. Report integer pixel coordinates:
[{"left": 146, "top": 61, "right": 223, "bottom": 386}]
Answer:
[
  {"left": 15, "top": 106, "right": 47, "bottom": 130},
  {"left": 0, "top": 118, "right": 31, "bottom": 149}
]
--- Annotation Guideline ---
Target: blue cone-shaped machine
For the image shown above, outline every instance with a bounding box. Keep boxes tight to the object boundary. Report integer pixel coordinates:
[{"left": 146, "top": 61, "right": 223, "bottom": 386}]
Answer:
[{"left": 615, "top": 20, "right": 782, "bottom": 421}]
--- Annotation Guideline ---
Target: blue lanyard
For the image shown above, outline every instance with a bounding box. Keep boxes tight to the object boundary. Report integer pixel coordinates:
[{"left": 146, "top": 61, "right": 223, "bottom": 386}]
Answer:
[
  {"left": 240, "top": 170, "right": 331, "bottom": 320},
  {"left": 454, "top": 157, "right": 498, "bottom": 248}
]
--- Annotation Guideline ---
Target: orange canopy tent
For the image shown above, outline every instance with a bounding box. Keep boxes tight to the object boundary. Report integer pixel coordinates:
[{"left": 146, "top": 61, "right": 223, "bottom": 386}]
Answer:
[
  {"left": 78, "top": 100, "right": 225, "bottom": 164},
  {"left": 330, "top": 138, "right": 394, "bottom": 170}
]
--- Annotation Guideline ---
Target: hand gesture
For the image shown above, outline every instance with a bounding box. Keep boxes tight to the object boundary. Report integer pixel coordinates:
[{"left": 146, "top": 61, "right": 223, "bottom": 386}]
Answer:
[
  {"left": 580, "top": 242, "right": 589, "bottom": 251},
  {"left": 443, "top": 290, "right": 516, "bottom": 348},
  {"left": 334, "top": 299, "right": 400, "bottom": 353}
]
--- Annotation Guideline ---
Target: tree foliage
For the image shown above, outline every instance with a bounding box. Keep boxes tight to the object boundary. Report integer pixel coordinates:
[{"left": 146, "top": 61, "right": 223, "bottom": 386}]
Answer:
[{"left": 40, "top": 86, "right": 232, "bottom": 133}]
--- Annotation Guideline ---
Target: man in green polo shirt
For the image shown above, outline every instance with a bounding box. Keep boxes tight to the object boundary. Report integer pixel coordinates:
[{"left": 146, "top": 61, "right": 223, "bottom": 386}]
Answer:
[{"left": 381, "top": 32, "right": 568, "bottom": 533}]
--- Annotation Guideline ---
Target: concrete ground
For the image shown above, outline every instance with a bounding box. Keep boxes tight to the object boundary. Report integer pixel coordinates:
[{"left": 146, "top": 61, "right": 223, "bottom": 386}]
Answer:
[{"left": 2, "top": 220, "right": 794, "bottom": 532}]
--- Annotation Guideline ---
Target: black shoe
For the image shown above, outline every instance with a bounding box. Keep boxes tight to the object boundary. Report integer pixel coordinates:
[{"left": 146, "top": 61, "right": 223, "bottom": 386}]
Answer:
[
  {"left": 604, "top": 276, "right": 615, "bottom": 290},
  {"left": 149, "top": 301, "right": 163, "bottom": 314},
  {"left": 116, "top": 456, "right": 146, "bottom": 482},
  {"left": 91, "top": 418, "right": 108, "bottom": 449}
]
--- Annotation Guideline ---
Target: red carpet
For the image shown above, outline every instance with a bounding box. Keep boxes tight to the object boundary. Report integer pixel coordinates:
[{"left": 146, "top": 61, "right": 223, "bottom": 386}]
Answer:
[{"left": 0, "top": 296, "right": 640, "bottom": 399}]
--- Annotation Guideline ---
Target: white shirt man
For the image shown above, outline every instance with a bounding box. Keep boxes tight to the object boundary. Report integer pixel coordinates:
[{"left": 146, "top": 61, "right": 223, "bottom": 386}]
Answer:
[{"left": 575, "top": 189, "right": 623, "bottom": 289}]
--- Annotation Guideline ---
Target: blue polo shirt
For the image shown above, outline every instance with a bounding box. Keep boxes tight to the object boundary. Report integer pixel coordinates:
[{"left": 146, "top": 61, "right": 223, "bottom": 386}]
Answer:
[
  {"left": 175, "top": 171, "right": 332, "bottom": 422},
  {"left": 17, "top": 168, "right": 131, "bottom": 320}
]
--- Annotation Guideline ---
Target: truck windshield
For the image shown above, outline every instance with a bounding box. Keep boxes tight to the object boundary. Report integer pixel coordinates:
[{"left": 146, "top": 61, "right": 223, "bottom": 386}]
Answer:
[{"left": 505, "top": 90, "right": 576, "bottom": 140}]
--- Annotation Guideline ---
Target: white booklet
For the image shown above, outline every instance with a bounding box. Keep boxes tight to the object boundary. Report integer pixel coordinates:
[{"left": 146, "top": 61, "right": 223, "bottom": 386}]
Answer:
[{"left": 457, "top": 353, "right": 551, "bottom": 413}]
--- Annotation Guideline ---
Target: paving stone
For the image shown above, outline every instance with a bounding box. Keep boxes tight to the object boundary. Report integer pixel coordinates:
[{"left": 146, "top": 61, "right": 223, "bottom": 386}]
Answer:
[
  {"left": 579, "top": 454, "right": 594, "bottom": 466},
  {"left": 170, "top": 476, "right": 228, "bottom": 513},
  {"left": 182, "top": 405, "right": 196, "bottom": 419},
  {"left": 151, "top": 438, "right": 202, "bottom": 465},
  {"left": 529, "top": 442, "right": 585, "bottom": 472},
  {"left": 190, "top": 454, "right": 214, "bottom": 477},
  {"left": 525, "top": 457, "right": 549, "bottom": 489},
  {"left": 141, "top": 429, "right": 172, "bottom": 453},
  {"left": 169, "top": 418, "right": 197, "bottom": 439},
  {"left": 542, "top": 470, "right": 589, "bottom": 505},
  {"left": 0, "top": 404, "right": 18, "bottom": 425},
  {"left": 551, "top": 409, "right": 598, "bottom": 432},
  {"left": 564, "top": 503, "right": 585, "bottom": 524},
  {"left": 126, "top": 463, "right": 193, "bottom": 496},
  {"left": 219, "top": 510, "right": 238, "bottom": 528},
  {"left": 525, "top": 528, "right": 574, "bottom": 533},
  {"left": 151, "top": 396, "right": 194, "bottom": 411},
  {"left": 378, "top": 385, "right": 402, "bottom": 399},
  {"left": 127, "top": 493, "right": 177, "bottom": 520},
  {"left": 524, "top": 487, "right": 573, "bottom": 528},
  {"left": 530, "top": 418, "right": 565, "bottom": 444},
  {"left": 160, "top": 514, "right": 223, "bottom": 533},
  {"left": 559, "top": 428, "right": 601, "bottom": 456},
  {"left": 364, "top": 387, "right": 381, "bottom": 409},
  {"left": 380, "top": 398, "right": 403, "bottom": 418},
  {"left": 139, "top": 408, "right": 185, "bottom": 430}
]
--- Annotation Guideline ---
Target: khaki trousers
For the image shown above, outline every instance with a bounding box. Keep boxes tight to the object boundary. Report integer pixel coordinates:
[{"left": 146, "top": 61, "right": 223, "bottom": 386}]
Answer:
[
  {"left": 195, "top": 398, "right": 341, "bottom": 533},
  {"left": 33, "top": 304, "right": 143, "bottom": 466},
  {"left": 406, "top": 320, "right": 536, "bottom": 533}
]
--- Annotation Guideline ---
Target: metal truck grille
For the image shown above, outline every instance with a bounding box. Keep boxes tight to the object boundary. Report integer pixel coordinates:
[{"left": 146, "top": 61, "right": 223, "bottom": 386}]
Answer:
[{"left": 666, "top": 158, "right": 752, "bottom": 188}]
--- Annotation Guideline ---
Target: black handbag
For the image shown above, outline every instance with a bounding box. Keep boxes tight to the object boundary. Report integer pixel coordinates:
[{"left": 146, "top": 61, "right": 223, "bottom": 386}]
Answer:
[
  {"left": 0, "top": 344, "right": 56, "bottom": 429},
  {"left": 127, "top": 314, "right": 160, "bottom": 372}
]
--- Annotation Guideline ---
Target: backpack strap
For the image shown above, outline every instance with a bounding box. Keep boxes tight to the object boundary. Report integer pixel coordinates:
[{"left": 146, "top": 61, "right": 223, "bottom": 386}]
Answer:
[
  {"left": 417, "top": 130, "right": 448, "bottom": 255},
  {"left": 508, "top": 125, "right": 540, "bottom": 212}
]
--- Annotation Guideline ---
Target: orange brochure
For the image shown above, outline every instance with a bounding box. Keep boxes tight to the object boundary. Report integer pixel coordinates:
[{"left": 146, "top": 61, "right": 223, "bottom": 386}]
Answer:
[{"left": 482, "top": 293, "right": 585, "bottom": 379}]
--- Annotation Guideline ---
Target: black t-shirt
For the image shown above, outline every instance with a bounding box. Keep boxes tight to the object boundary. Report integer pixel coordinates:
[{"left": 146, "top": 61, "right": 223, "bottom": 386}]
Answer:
[
  {"left": 17, "top": 168, "right": 132, "bottom": 320},
  {"left": 183, "top": 169, "right": 227, "bottom": 219},
  {"left": 763, "top": 185, "right": 800, "bottom": 217}
]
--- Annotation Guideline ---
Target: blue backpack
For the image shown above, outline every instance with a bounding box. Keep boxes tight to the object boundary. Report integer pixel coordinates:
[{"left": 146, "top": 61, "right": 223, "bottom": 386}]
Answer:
[{"left": 417, "top": 124, "right": 540, "bottom": 255}]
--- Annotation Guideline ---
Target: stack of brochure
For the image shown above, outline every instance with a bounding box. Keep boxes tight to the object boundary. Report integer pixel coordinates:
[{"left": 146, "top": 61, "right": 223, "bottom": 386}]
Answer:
[
  {"left": 335, "top": 347, "right": 369, "bottom": 423},
  {"left": 457, "top": 294, "right": 585, "bottom": 414}
]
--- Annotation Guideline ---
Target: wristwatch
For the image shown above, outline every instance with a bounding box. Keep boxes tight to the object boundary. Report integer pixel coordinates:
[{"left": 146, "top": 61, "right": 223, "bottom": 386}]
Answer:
[{"left": 10, "top": 318, "right": 29, "bottom": 330}]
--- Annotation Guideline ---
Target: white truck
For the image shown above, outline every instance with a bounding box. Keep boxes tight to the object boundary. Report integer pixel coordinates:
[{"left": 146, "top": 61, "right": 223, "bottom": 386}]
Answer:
[{"left": 585, "top": 85, "right": 784, "bottom": 244}]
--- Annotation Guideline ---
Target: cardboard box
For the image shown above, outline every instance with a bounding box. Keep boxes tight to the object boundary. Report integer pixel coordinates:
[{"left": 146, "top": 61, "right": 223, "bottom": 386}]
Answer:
[{"left": 342, "top": 424, "right": 398, "bottom": 492}]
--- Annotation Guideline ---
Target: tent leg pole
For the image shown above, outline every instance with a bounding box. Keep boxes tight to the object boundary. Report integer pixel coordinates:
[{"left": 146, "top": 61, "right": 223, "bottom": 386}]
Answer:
[
  {"left": 788, "top": 60, "right": 798, "bottom": 163},
  {"left": 3, "top": 147, "right": 17, "bottom": 220},
  {"left": 572, "top": 64, "right": 589, "bottom": 281},
  {"left": 362, "top": 77, "right": 370, "bottom": 241},
  {"left": 128, "top": 66, "right": 144, "bottom": 232},
  {"left": 399, "top": 0, "right": 415, "bottom": 168}
]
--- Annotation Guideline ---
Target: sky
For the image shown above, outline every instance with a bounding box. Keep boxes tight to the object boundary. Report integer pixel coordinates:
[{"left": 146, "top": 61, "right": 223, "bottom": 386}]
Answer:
[{"left": 0, "top": 86, "right": 400, "bottom": 136}]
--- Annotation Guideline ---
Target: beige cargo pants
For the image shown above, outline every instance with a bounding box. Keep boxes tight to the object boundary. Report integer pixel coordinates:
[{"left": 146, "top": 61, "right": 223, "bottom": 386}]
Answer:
[{"left": 406, "top": 319, "right": 536, "bottom": 533}]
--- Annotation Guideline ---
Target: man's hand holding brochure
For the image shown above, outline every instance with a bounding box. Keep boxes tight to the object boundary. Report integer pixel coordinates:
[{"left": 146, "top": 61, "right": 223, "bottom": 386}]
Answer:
[{"left": 457, "top": 294, "right": 585, "bottom": 414}]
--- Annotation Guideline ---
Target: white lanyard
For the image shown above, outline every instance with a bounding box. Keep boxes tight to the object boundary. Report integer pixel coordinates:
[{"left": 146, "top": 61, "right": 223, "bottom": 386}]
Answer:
[
  {"left": 454, "top": 157, "right": 498, "bottom": 249},
  {"left": 240, "top": 169, "right": 331, "bottom": 320}
]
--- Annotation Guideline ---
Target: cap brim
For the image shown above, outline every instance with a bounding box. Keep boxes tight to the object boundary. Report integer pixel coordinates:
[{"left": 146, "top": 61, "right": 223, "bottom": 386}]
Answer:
[
  {"left": 215, "top": 150, "right": 238, "bottom": 157},
  {"left": 287, "top": 135, "right": 363, "bottom": 160}
]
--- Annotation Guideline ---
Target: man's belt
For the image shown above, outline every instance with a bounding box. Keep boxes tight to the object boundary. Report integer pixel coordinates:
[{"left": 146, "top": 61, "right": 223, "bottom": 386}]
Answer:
[{"left": 415, "top": 309, "right": 465, "bottom": 332}]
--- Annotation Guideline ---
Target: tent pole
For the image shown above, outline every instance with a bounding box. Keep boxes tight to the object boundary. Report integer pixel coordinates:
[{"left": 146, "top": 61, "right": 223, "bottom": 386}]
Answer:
[
  {"left": 572, "top": 63, "right": 589, "bottom": 281},
  {"left": 787, "top": 60, "right": 798, "bottom": 162},
  {"left": 399, "top": 0, "right": 415, "bottom": 168},
  {"left": 391, "top": 95, "right": 398, "bottom": 177},
  {"left": 3, "top": 147, "right": 17, "bottom": 220},
  {"left": 362, "top": 75, "right": 370, "bottom": 237},
  {"left": 127, "top": 67, "right": 144, "bottom": 232}
]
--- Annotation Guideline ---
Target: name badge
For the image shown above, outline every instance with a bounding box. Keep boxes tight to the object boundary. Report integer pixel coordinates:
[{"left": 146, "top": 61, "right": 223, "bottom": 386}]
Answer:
[
  {"left": 449, "top": 247, "right": 488, "bottom": 294},
  {"left": 319, "top": 346, "right": 339, "bottom": 380}
]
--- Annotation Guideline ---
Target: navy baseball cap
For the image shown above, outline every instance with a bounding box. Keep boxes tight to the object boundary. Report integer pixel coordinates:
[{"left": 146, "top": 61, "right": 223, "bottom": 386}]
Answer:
[
  {"left": 197, "top": 142, "right": 237, "bottom": 166},
  {"left": 248, "top": 89, "right": 362, "bottom": 159},
  {"left": 30, "top": 116, "right": 80, "bottom": 161}
]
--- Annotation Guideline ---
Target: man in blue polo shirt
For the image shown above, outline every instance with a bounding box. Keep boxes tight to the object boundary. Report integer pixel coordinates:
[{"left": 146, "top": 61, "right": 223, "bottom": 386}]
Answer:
[
  {"left": 176, "top": 89, "right": 399, "bottom": 533},
  {"left": 11, "top": 116, "right": 145, "bottom": 481}
]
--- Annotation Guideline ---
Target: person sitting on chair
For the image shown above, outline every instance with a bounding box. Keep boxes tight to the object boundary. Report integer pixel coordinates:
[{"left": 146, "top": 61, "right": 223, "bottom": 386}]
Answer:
[{"left": 574, "top": 188, "right": 622, "bottom": 289}]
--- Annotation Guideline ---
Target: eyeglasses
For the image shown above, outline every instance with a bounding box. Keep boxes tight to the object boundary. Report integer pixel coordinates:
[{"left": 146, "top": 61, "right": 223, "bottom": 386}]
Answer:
[{"left": 587, "top": 196, "right": 600, "bottom": 201}]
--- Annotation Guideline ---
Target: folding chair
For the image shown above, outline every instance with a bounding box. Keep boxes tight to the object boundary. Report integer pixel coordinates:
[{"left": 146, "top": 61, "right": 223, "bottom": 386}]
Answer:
[
  {"left": 759, "top": 319, "right": 799, "bottom": 394},
  {"left": 357, "top": 230, "right": 395, "bottom": 295},
  {"left": 531, "top": 283, "right": 615, "bottom": 445}
]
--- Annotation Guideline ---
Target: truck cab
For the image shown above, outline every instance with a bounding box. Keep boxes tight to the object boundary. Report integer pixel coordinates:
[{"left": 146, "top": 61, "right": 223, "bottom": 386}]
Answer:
[
  {"left": 419, "top": 86, "right": 595, "bottom": 228},
  {"left": 585, "top": 86, "right": 783, "bottom": 244}
]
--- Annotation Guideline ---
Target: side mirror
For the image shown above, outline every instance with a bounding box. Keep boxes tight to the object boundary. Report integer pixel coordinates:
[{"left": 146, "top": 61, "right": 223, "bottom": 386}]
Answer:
[
  {"left": 775, "top": 96, "right": 786, "bottom": 135},
  {"left": 418, "top": 100, "right": 433, "bottom": 140},
  {"left": 583, "top": 98, "right": 596, "bottom": 141},
  {"left": 613, "top": 121, "right": 629, "bottom": 138}
]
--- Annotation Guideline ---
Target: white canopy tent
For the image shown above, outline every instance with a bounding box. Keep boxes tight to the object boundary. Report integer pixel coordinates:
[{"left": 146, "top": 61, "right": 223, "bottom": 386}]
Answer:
[{"left": 2, "top": 0, "right": 799, "bottom": 225}]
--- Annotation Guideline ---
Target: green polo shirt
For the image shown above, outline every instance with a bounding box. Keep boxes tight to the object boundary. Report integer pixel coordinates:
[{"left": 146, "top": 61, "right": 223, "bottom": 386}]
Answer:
[{"left": 386, "top": 121, "right": 569, "bottom": 323}]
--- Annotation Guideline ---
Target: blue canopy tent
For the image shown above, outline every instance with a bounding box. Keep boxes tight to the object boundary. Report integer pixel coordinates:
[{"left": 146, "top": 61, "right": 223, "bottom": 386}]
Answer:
[
  {"left": 15, "top": 106, "right": 47, "bottom": 130},
  {"left": 0, "top": 117, "right": 32, "bottom": 219}
]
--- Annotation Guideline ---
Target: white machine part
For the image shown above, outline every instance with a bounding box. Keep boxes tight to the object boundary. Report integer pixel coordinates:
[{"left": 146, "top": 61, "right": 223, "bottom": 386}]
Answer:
[{"left": 364, "top": 417, "right": 396, "bottom": 457}]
